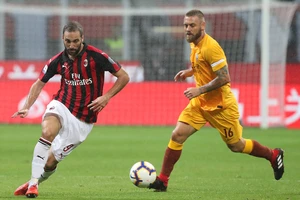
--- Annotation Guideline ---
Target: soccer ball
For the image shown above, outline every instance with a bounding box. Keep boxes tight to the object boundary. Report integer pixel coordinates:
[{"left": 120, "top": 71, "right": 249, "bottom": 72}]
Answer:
[{"left": 129, "top": 161, "right": 156, "bottom": 188}]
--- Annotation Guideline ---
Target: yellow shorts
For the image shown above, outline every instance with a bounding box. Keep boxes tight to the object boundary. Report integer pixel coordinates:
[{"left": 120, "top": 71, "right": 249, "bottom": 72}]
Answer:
[{"left": 178, "top": 98, "right": 243, "bottom": 144}]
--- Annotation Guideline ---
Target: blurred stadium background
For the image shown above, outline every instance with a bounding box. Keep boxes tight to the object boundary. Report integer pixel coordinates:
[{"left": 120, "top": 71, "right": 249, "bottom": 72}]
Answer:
[{"left": 0, "top": 0, "right": 300, "bottom": 128}]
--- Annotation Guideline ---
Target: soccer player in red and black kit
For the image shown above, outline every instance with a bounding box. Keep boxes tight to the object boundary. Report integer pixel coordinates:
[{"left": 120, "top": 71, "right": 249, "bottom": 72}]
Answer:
[{"left": 12, "top": 21, "right": 130, "bottom": 198}]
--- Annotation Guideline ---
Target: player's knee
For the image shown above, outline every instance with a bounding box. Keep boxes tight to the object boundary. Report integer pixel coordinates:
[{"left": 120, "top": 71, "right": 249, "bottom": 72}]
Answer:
[
  {"left": 41, "top": 128, "right": 57, "bottom": 142},
  {"left": 41, "top": 115, "right": 61, "bottom": 141},
  {"left": 41, "top": 122, "right": 60, "bottom": 141},
  {"left": 227, "top": 143, "right": 244, "bottom": 153},
  {"left": 227, "top": 139, "right": 246, "bottom": 153},
  {"left": 171, "top": 130, "right": 187, "bottom": 144}
]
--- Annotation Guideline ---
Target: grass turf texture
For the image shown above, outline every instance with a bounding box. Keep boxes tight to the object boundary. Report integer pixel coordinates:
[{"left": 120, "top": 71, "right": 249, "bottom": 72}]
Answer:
[{"left": 0, "top": 124, "right": 299, "bottom": 200}]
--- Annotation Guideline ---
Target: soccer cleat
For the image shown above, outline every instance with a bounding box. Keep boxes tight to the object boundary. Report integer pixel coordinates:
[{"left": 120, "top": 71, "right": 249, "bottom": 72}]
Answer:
[
  {"left": 148, "top": 176, "right": 167, "bottom": 192},
  {"left": 14, "top": 182, "right": 29, "bottom": 196},
  {"left": 271, "top": 148, "right": 284, "bottom": 180},
  {"left": 25, "top": 184, "right": 38, "bottom": 198}
]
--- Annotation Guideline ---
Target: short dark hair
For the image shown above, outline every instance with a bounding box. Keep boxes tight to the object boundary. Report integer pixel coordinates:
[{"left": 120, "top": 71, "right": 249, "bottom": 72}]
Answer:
[
  {"left": 62, "top": 21, "right": 84, "bottom": 37},
  {"left": 185, "top": 9, "right": 205, "bottom": 19}
]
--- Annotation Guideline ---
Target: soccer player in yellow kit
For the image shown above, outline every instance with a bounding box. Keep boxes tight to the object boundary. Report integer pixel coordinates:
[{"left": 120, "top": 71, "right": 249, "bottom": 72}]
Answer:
[{"left": 149, "top": 9, "right": 284, "bottom": 192}]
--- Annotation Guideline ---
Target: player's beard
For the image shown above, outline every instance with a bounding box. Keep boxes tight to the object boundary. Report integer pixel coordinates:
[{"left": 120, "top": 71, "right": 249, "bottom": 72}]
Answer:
[
  {"left": 66, "top": 44, "right": 82, "bottom": 57},
  {"left": 186, "top": 30, "right": 202, "bottom": 43}
]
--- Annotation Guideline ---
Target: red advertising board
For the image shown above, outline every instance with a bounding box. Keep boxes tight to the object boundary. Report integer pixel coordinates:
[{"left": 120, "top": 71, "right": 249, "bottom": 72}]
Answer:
[{"left": 0, "top": 61, "right": 300, "bottom": 128}]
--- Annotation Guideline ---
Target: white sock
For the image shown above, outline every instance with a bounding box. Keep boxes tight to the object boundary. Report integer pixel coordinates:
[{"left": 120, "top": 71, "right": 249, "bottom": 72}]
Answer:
[
  {"left": 39, "top": 167, "right": 57, "bottom": 184},
  {"left": 29, "top": 137, "right": 51, "bottom": 187},
  {"left": 28, "top": 178, "right": 39, "bottom": 187}
]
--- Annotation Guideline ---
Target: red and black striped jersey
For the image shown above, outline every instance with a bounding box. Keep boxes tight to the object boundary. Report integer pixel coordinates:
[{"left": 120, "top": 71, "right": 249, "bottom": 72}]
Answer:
[{"left": 39, "top": 43, "right": 121, "bottom": 123}]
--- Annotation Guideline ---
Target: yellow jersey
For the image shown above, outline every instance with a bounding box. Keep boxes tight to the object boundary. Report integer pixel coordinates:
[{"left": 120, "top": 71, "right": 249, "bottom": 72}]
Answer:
[{"left": 190, "top": 34, "right": 236, "bottom": 111}]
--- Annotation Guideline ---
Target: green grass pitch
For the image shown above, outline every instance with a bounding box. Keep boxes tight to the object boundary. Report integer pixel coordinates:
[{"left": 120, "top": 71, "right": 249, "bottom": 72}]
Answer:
[{"left": 0, "top": 124, "right": 299, "bottom": 200}]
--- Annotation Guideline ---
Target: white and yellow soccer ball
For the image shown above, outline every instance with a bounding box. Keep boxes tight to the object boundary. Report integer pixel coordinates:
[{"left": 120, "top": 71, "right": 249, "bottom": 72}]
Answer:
[{"left": 129, "top": 161, "right": 156, "bottom": 188}]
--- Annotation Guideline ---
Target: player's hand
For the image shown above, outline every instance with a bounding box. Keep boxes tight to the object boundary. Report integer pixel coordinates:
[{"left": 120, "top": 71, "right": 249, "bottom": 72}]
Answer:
[
  {"left": 11, "top": 109, "right": 29, "bottom": 118},
  {"left": 184, "top": 87, "right": 202, "bottom": 100},
  {"left": 87, "top": 95, "right": 109, "bottom": 112},
  {"left": 174, "top": 70, "right": 187, "bottom": 82}
]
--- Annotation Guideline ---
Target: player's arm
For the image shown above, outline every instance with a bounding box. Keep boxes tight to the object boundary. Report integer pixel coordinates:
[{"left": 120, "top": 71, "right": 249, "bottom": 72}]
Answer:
[
  {"left": 88, "top": 68, "right": 130, "bottom": 112},
  {"left": 174, "top": 68, "right": 194, "bottom": 82},
  {"left": 184, "top": 65, "right": 230, "bottom": 100},
  {"left": 105, "top": 68, "right": 130, "bottom": 99},
  {"left": 12, "top": 79, "right": 46, "bottom": 118},
  {"left": 199, "top": 65, "right": 230, "bottom": 94}
]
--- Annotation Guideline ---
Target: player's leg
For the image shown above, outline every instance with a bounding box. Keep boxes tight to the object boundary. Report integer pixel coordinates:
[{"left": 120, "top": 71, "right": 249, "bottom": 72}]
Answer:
[
  {"left": 26, "top": 114, "right": 61, "bottom": 198},
  {"left": 212, "top": 103, "right": 284, "bottom": 180},
  {"left": 14, "top": 100, "right": 62, "bottom": 197},
  {"left": 227, "top": 136, "right": 284, "bottom": 180},
  {"left": 38, "top": 151, "right": 58, "bottom": 184},
  {"left": 149, "top": 122, "right": 197, "bottom": 192},
  {"left": 26, "top": 100, "right": 93, "bottom": 197},
  {"left": 228, "top": 137, "right": 284, "bottom": 180},
  {"left": 31, "top": 114, "right": 61, "bottom": 182},
  {"left": 25, "top": 152, "right": 58, "bottom": 198},
  {"left": 14, "top": 114, "right": 61, "bottom": 197},
  {"left": 38, "top": 100, "right": 93, "bottom": 184},
  {"left": 149, "top": 100, "right": 206, "bottom": 191}
]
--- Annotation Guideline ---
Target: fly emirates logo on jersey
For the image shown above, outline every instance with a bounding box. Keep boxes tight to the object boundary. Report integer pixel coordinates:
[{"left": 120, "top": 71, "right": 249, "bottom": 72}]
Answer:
[{"left": 65, "top": 73, "right": 92, "bottom": 86}]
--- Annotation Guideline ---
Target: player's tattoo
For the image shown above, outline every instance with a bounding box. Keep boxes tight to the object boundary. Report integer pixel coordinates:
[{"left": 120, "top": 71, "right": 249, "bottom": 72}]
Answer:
[
  {"left": 199, "top": 65, "right": 230, "bottom": 94},
  {"left": 215, "top": 65, "right": 230, "bottom": 83}
]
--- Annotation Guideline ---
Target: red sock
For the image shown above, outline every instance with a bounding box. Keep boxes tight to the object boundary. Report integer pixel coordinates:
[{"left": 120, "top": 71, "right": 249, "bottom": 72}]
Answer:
[
  {"left": 158, "top": 147, "right": 182, "bottom": 185},
  {"left": 250, "top": 140, "right": 273, "bottom": 161}
]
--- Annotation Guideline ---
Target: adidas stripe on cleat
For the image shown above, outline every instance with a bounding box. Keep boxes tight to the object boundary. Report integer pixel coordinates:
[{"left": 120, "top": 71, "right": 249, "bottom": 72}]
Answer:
[{"left": 271, "top": 148, "right": 284, "bottom": 180}]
